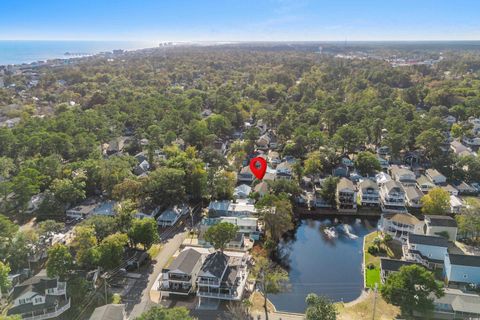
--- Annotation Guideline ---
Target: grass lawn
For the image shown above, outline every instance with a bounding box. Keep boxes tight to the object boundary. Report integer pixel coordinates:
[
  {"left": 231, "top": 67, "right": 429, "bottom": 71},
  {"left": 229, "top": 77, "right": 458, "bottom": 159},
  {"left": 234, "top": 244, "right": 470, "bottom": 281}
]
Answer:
[
  {"left": 463, "top": 196, "right": 480, "bottom": 209},
  {"left": 363, "top": 231, "right": 402, "bottom": 289},
  {"left": 147, "top": 244, "right": 162, "bottom": 259}
]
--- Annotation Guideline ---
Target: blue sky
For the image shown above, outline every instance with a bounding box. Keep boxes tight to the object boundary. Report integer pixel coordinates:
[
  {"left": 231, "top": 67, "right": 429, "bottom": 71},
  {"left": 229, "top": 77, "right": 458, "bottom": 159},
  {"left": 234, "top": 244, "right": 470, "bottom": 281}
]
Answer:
[{"left": 1, "top": 0, "right": 479, "bottom": 41}]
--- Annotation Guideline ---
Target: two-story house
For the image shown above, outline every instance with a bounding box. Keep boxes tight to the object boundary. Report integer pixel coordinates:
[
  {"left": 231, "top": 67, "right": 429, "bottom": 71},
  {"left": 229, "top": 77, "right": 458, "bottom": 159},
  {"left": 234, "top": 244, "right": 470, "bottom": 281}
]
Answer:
[
  {"left": 390, "top": 165, "right": 416, "bottom": 186},
  {"left": 380, "top": 258, "right": 420, "bottom": 283},
  {"left": 380, "top": 180, "right": 406, "bottom": 213},
  {"left": 238, "top": 166, "right": 254, "bottom": 183},
  {"left": 275, "top": 161, "right": 293, "bottom": 180},
  {"left": 157, "top": 204, "right": 190, "bottom": 227},
  {"left": 160, "top": 249, "right": 204, "bottom": 297},
  {"left": 379, "top": 212, "right": 423, "bottom": 243},
  {"left": 416, "top": 175, "right": 435, "bottom": 193},
  {"left": 358, "top": 179, "right": 379, "bottom": 207},
  {"left": 403, "top": 234, "right": 449, "bottom": 270},
  {"left": 425, "top": 169, "right": 447, "bottom": 185},
  {"left": 424, "top": 215, "right": 458, "bottom": 242},
  {"left": 7, "top": 272, "right": 70, "bottom": 320},
  {"left": 444, "top": 254, "right": 480, "bottom": 286},
  {"left": 404, "top": 186, "right": 424, "bottom": 208},
  {"left": 336, "top": 178, "right": 357, "bottom": 212},
  {"left": 196, "top": 251, "right": 249, "bottom": 305}
]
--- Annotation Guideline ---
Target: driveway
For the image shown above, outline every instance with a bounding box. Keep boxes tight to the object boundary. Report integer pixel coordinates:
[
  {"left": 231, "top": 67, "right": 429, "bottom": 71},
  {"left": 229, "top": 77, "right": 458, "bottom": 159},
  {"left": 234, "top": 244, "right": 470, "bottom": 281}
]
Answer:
[{"left": 126, "top": 230, "right": 187, "bottom": 319}]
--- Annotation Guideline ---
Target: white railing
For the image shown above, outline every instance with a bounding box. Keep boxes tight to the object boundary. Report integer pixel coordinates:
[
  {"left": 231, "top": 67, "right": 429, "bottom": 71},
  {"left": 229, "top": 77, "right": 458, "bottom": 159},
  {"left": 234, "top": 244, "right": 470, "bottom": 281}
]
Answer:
[{"left": 21, "top": 299, "right": 70, "bottom": 320}]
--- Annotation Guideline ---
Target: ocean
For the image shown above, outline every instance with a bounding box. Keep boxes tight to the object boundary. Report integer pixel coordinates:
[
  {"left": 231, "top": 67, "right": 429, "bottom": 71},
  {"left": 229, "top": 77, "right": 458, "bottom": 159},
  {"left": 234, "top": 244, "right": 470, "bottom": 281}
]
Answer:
[{"left": 0, "top": 40, "right": 157, "bottom": 66}]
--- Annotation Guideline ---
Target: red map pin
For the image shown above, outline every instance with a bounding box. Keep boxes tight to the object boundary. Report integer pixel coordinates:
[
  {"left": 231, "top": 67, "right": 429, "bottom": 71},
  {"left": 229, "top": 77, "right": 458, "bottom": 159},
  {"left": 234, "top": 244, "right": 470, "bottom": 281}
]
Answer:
[{"left": 249, "top": 157, "right": 267, "bottom": 180}]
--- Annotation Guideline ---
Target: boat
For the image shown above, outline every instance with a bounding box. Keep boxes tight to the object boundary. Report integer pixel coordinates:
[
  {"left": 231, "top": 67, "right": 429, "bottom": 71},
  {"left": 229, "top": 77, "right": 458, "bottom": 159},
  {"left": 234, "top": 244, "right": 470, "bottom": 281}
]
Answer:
[
  {"left": 324, "top": 227, "right": 337, "bottom": 238},
  {"left": 342, "top": 224, "right": 358, "bottom": 239}
]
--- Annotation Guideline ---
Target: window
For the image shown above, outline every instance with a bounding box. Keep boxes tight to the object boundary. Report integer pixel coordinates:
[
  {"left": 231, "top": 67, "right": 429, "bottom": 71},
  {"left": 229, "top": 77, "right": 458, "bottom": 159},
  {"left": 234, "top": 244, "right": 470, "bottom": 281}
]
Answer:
[{"left": 18, "top": 298, "right": 26, "bottom": 305}]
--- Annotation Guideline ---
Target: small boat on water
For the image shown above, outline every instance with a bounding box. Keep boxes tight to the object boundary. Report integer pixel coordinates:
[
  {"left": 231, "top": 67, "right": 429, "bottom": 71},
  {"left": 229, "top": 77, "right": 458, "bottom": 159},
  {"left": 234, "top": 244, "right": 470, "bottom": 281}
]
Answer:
[
  {"left": 324, "top": 227, "right": 337, "bottom": 238},
  {"left": 342, "top": 224, "right": 358, "bottom": 239}
]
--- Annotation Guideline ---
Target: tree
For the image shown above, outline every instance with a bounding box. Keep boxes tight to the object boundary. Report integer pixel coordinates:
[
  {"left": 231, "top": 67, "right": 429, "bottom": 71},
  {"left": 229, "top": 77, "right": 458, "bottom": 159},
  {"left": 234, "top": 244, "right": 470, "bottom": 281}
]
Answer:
[
  {"left": 0, "top": 261, "right": 11, "bottom": 295},
  {"left": 114, "top": 200, "right": 137, "bottom": 233},
  {"left": 320, "top": 176, "right": 339, "bottom": 207},
  {"left": 355, "top": 151, "right": 381, "bottom": 176},
  {"left": 51, "top": 176, "right": 86, "bottom": 206},
  {"left": 135, "top": 306, "right": 194, "bottom": 320},
  {"left": 304, "top": 151, "right": 323, "bottom": 176},
  {"left": 128, "top": 218, "right": 159, "bottom": 250},
  {"left": 305, "top": 293, "right": 338, "bottom": 320},
  {"left": 204, "top": 222, "right": 238, "bottom": 252},
  {"left": 46, "top": 244, "right": 74, "bottom": 280},
  {"left": 71, "top": 226, "right": 99, "bottom": 269},
  {"left": 416, "top": 129, "right": 445, "bottom": 161},
  {"left": 253, "top": 256, "right": 289, "bottom": 320},
  {"left": 0, "top": 214, "right": 18, "bottom": 244},
  {"left": 97, "top": 233, "right": 129, "bottom": 270},
  {"left": 112, "top": 178, "right": 143, "bottom": 201},
  {"left": 333, "top": 125, "right": 364, "bottom": 153},
  {"left": 381, "top": 265, "right": 443, "bottom": 318},
  {"left": 81, "top": 215, "right": 117, "bottom": 242},
  {"left": 144, "top": 167, "right": 186, "bottom": 207},
  {"left": 258, "top": 198, "right": 294, "bottom": 244},
  {"left": 421, "top": 187, "right": 450, "bottom": 215}
]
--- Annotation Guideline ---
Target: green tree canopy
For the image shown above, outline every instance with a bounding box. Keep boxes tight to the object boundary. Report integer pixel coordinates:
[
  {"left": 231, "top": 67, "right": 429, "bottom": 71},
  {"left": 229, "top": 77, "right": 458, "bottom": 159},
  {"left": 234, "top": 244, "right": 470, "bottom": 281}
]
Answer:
[
  {"left": 305, "top": 293, "right": 338, "bottom": 320},
  {"left": 204, "top": 222, "right": 238, "bottom": 252},
  {"left": 46, "top": 244, "right": 74, "bottom": 280}
]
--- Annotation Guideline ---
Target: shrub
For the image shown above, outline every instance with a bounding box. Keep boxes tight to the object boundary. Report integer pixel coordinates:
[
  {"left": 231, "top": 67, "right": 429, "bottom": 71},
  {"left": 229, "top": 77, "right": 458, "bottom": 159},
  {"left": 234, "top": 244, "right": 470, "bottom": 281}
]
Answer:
[{"left": 368, "top": 245, "right": 379, "bottom": 255}]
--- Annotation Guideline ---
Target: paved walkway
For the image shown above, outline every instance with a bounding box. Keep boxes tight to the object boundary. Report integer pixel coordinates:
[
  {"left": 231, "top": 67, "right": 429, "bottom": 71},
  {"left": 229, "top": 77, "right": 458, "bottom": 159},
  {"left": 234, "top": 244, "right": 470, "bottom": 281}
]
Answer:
[
  {"left": 127, "top": 231, "right": 187, "bottom": 319},
  {"left": 251, "top": 311, "right": 305, "bottom": 320}
]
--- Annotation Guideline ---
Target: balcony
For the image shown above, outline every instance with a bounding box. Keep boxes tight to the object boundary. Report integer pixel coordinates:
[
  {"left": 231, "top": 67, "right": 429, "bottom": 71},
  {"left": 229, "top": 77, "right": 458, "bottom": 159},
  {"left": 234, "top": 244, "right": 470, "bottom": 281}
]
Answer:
[
  {"left": 197, "top": 278, "right": 220, "bottom": 286},
  {"left": 20, "top": 298, "right": 70, "bottom": 320}
]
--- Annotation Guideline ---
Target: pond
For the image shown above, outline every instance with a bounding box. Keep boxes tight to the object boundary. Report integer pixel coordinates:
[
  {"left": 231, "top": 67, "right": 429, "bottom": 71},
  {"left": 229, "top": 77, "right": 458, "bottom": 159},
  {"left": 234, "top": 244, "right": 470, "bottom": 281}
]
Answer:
[{"left": 269, "top": 217, "right": 379, "bottom": 313}]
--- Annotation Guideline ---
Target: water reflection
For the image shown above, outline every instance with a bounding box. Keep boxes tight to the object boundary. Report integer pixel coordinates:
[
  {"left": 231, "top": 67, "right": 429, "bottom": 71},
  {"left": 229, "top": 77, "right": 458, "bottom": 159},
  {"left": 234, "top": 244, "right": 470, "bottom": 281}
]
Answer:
[{"left": 269, "top": 217, "right": 378, "bottom": 313}]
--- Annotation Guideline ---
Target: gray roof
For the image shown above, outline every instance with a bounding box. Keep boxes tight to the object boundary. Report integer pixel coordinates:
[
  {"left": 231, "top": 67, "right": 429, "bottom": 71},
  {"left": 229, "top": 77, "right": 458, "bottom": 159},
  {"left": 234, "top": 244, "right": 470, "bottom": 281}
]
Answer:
[
  {"left": 408, "top": 233, "right": 448, "bottom": 247},
  {"left": 417, "top": 175, "right": 434, "bottom": 186},
  {"left": 404, "top": 186, "right": 424, "bottom": 201},
  {"left": 435, "top": 288, "right": 480, "bottom": 314},
  {"left": 380, "top": 258, "right": 420, "bottom": 272},
  {"left": 425, "top": 215, "right": 457, "bottom": 227},
  {"left": 199, "top": 251, "right": 229, "bottom": 279},
  {"left": 448, "top": 254, "right": 480, "bottom": 267},
  {"left": 359, "top": 179, "right": 378, "bottom": 190},
  {"left": 89, "top": 304, "right": 125, "bottom": 320},
  {"left": 384, "top": 180, "right": 404, "bottom": 193},
  {"left": 337, "top": 178, "right": 354, "bottom": 191},
  {"left": 168, "top": 249, "right": 202, "bottom": 274},
  {"left": 426, "top": 169, "right": 445, "bottom": 180}
]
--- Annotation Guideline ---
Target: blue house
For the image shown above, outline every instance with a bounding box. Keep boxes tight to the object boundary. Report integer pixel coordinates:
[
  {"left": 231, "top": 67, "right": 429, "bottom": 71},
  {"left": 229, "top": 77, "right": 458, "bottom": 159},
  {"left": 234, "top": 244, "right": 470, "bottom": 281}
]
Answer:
[{"left": 444, "top": 254, "right": 480, "bottom": 285}]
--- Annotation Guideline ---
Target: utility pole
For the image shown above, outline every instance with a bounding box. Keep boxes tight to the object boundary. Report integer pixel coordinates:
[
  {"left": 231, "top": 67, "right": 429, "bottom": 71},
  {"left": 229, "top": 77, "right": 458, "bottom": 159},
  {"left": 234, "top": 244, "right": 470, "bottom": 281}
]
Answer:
[{"left": 372, "top": 283, "right": 378, "bottom": 320}]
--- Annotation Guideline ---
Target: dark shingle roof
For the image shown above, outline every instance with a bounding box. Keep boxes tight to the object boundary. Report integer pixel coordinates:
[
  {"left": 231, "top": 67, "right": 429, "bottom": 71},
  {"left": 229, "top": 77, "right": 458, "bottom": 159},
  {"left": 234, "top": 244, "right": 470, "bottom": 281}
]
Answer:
[
  {"left": 425, "top": 215, "right": 457, "bottom": 227},
  {"left": 199, "top": 251, "right": 228, "bottom": 279},
  {"left": 168, "top": 249, "right": 202, "bottom": 274},
  {"left": 408, "top": 233, "right": 449, "bottom": 247},
  {"left": 448, "top": 254, "right": 480, "bottom": 267},
  {"left": 380, "top": 258, "right": 420, "bottom": 272}
]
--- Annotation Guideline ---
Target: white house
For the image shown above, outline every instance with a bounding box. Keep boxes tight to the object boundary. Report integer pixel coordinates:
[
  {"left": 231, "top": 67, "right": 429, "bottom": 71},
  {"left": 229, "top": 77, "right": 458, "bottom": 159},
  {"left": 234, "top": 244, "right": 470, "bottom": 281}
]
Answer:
[
  {"left": 380, "top": 180, "right": 406, "bottom": 213},
  {"left": 358, "top": 179, "right": 379, "bottom": 207},
  {"left": 450, "top": 195, "right": 464, "bottom": 214},
  {"left": 416, "top": 175, "right": 435, "bottom": 193},
  {"left": 424, "top": 215, "right": 458, "bottom": 241},
  {"left": 336, "top": 178, "right": 357, "bottom": 212},
  {"left": 390, "top": 165, "right": 416, "bottom": 186},
  {"left": 234, "top": 184, "right": 252, "bottom": 199},
  {"left": 379, "top": 212, "right": 423, "bottom": 243},
  {"left": 157, "top": 205, "right": 190, "bottom": 227}
]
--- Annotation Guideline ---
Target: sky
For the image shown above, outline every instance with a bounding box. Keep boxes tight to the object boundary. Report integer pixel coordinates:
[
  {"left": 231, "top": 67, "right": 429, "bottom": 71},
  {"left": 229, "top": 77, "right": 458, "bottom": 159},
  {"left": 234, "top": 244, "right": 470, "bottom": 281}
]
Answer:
[{"left": 1, "top": 0, "right": 480, "bottom": 41}]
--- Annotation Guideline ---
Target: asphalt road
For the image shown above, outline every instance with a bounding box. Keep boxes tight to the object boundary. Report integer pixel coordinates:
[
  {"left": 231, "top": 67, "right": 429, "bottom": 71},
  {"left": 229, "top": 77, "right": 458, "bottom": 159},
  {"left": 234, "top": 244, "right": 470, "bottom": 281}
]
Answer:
[{"left": 126, "top": 230, "right": 188, "bottom": 319}]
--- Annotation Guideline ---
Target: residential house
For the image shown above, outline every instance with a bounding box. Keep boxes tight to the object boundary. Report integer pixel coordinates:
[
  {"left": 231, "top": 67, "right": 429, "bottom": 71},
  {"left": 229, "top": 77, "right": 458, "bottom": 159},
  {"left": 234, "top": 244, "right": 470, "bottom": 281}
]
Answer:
[
  {"left": 424, "top": 215, "right": 458, "bottom": 242},
  {"left": 227, "top": 199, "right": 257, "bottom": 216},
  {"left": 267, "top": 150, "right": 281, "bottom": 167},
  {"left": 358, "top": 179, "right": 379, "bottom": 207},
  {"left": 390, "top": 165, "right": 416, "bottom": 186},
  {"left": 375, "top": 172, "right": 392, "bottom": 186},
  {"left": 444, "top": 254, "right": 480, "bottom": 286},
  {"left": 450, "top": 140, "right": 473, "bottom": 157},
  {"left": 212, "top": 139, "right": 228, "bottom": 155},
  {"left": 432, "top": 288, "right": 480, "bottom": 319},
  {"left": 443, "top": 115, "right": 457, "bottom": 126},
  {"left": 256, "top": 134, "right": 270, "bottom": 150},
  {"left": 377, "top": 146, "right": 390, "bottom": 157},
  {"left": 208, "top": 200, "right": 231, "bottom": 217},
  {"left": 157, "top": 205, "right": 190, "bottom": 227},
  {"left": 442, "top": 184, "right": 459, "bottom": 196},
  {"left": 200, "top": 216, "right": 259, "bottom": 239},
  {"left": 416, "top": 175, "right": 435, "bottom": 193},
  {"left": 462, "top": 136, "right": 480, "bottom": 148},
  {"left": 92, "top": 200, "right": 117, "bottom": 217},
  {"left": 450, "top": 195, "right": 464, "bottom": 214},
  {"left": 468, "top": 117, "right": 480, "bottom": 134},
  {"left": 403, "top": 234, "right": 449, "bottom": 269},
  {"left": 160, "top": 249, "right": 204, "bottom": 297},
  {"left": 7, "top": 271, "right": 70, "bottom": 320},
  {"left": 234, "top": 184, "right": 251, "bottom": 199},
  {"left": 196, "top": 251, "right": 249, "bottom": 304},
  {"left": 380, "top": 258, "right": 420, "bottom": 283},
  {"left": 66, "top": 200, "right": 97, "bottom": 219},
  {"left": 276, "top": 161, "right": 293, "bottom": 180},
  {"left": 336, "top": 178, "right": 357, "bottom": 212},
  {"left": 404, "top": 186, "right": 424, "bottom": 208},
  {"left": 454, "top": 181, "right": 477, "bottom": 195},
  {"left": 425, "top": 169, "right": 447, "bottom": 185},
  {"left": 237, "top": 166, "right": 254, "bottom": 184},
  {"left": 106, "top": 136, "right": 130, "bottom": 155},
  {"left": 133, "top": 160, "right": 150, "bottom": 176},
  {"left": 379, "top": 180, "right": 406, "bottom": 213},
  {"left": 332, "top": 164, "right": 349, "bottom": 178},
  {"left": 89, "top": 304, "right": 126, "bottom": 320},
  {"left": 378, "top": 157, "right": 389, "bottom": 170},
  {"left": 253, "top": 181, "right": 269, "bottom": 198},
  {"left": 379, "top": 212, "right": 423, "bottom": 243},
  {"left": 341, "top": 156, "right": 354, "bottom": 168}
]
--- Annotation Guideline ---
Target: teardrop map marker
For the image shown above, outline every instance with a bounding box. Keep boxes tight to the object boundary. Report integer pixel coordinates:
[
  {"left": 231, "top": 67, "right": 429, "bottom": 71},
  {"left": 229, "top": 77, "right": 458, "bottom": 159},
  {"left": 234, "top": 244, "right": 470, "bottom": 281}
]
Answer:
[{"left": 249, "top": 156, "right": 267, "bottom": 180}]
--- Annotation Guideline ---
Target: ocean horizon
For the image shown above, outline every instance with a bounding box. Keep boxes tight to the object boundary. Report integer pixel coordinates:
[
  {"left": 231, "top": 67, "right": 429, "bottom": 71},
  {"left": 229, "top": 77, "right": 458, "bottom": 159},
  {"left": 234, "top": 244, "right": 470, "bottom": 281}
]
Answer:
[{"left": 0, "top": 40, "right": 157, "bottom": 66}]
